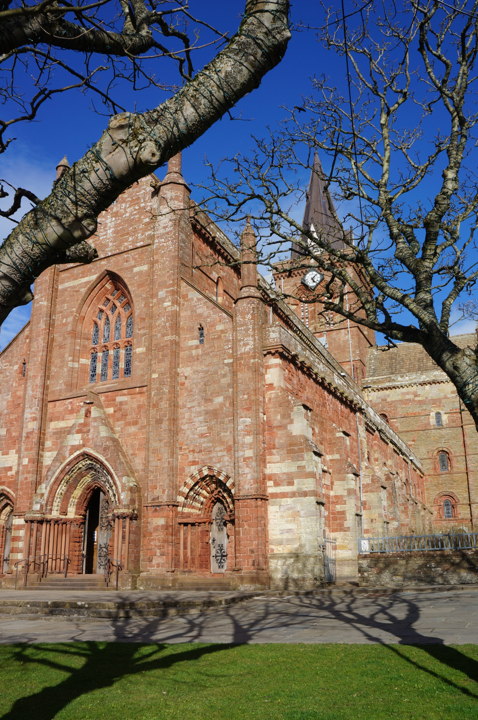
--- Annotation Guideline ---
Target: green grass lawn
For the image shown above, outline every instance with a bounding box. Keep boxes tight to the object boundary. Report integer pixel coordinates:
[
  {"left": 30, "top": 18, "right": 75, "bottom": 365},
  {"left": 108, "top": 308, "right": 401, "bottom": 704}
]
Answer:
[{"left": 0, "top": 642, "right": 478, "bottom": 719}]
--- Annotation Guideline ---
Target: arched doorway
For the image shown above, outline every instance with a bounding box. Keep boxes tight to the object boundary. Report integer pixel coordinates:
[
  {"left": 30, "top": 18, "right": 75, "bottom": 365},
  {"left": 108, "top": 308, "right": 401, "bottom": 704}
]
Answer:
[
  {"left": 82, "top": 489, "right": 113, "bottom": 574},
  {"left": 45, "top": 455, "right": 121, "bottom": 575},
  {"left": 177, "top": 467, "right": 235, "bottom": 573}
]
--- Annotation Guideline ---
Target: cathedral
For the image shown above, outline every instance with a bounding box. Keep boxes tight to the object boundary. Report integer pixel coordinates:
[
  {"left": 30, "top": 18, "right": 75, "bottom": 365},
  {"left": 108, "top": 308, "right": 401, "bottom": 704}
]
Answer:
[{"left": 0, "top": 152, "right": 475, "bottom": 591}]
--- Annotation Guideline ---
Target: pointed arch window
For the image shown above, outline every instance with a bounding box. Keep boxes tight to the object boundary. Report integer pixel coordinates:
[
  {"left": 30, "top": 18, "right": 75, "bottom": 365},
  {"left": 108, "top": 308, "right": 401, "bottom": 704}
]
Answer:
[{"left": 88, "top": 284, "right": 134, "bottom": 383}]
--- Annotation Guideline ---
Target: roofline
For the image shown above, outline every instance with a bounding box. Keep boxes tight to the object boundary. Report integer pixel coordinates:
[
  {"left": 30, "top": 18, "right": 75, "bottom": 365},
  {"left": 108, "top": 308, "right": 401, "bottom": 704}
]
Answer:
[{"left": 0, "top": 319, "right": 30, "bottom": 359}]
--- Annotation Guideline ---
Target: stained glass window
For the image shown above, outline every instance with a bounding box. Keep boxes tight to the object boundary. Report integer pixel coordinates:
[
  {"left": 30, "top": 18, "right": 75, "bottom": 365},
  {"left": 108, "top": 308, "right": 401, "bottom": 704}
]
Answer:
[
  {"left": 101, "top": 350, "right": 109, "bottom": 381},
  {"left": 444, "top": 499, "right": 453, "bottom": 519},
  {"left": 89, "top": 352, "right": 97, "bottom": 383},
  {"left": 103, "top": 316, "right": 110, "bottom": 343},
  {"left": 126, "top": 315, "right": 133, "bottom": 338},
  {"left": 112, "top": 347, "right": 120, "bottom": 380},
  {"left": 89, "top": 288, "right": 133, "bottom": 385},
  {"left": 124, "top": 345, "right": 132, "bottom": 377},
  {"left": 439, "top": 452, "right": 449, "bottom": 472},
  {"left": 435, "top": 412, "right": 443, "bottom": 427}
]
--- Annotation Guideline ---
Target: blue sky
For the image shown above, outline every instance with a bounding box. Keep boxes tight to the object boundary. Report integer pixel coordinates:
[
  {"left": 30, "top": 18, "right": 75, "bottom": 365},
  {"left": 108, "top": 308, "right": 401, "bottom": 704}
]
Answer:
[{"left": 0, "top": 0, "right": 476, "bottom": 351}]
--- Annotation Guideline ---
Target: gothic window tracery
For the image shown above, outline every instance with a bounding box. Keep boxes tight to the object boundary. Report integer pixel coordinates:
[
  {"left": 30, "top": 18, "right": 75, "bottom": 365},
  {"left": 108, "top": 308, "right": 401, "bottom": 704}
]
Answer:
[{"left": 88, "top": 284, "right": 134, "bottom": 383}]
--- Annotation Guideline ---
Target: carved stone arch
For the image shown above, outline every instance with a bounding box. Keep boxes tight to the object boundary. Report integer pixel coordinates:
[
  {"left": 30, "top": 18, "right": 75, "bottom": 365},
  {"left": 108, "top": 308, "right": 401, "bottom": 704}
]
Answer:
[
  {"left": 177, "top": 466, "right": 234, "bottom": 516},
  {"left": 0, "top": 486, "right": 14, "bottom": 514},
  {"left": 434, "top": 491, "right": 460, "bottom": 520},
  {"left": 69, "top": 270, "right": 135, "bottom": 389},
  {"left": 46, "top": 452, "right": 120, "bottom": 518}
]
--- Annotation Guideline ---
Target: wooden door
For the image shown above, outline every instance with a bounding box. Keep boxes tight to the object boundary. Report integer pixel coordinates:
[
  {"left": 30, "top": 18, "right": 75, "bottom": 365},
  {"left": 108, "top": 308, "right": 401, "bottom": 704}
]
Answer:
[{"left": 210, "top": 502, "right": 227, "bottom": 573}]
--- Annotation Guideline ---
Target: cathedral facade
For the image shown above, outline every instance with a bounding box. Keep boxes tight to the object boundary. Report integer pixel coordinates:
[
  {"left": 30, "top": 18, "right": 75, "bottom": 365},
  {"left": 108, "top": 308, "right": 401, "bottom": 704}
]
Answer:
[{"left": 0, "top": 154, "right": 448, "bottom": 591}]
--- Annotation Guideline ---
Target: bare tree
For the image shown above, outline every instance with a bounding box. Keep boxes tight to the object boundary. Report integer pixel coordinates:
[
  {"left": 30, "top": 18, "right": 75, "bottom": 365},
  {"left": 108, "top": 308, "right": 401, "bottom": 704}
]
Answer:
[
  {"left": 0, "top": 0, "right": 291, "bottom": 321},
  {"left": 199, "top": 0, "right": 478, "bottom": 430}
]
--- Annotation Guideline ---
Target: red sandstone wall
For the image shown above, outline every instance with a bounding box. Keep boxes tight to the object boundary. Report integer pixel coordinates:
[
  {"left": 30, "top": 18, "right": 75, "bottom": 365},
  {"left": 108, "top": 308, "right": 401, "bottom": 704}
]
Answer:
[
  {"left": 369, "top": 380, "right": 477, "bottom": 531},
  {"left": 178, "top": 282, "right": 234, "bottom": 481},
  {"left": 0, "top": 323, "right": 30, "bottom": 498}
]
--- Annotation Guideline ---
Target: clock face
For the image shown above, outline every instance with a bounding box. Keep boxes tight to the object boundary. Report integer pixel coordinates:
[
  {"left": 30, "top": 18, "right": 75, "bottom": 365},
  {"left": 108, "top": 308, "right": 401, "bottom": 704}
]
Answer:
[{"left": 301, "top": 270, "right": 323, "bottom": 290}]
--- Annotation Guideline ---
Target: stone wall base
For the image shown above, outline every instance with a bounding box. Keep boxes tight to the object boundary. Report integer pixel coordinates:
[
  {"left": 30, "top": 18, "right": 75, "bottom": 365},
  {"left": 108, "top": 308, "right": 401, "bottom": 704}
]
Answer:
[
  {"left": 359, "top": 550, "right": 478, "bottom": 587},
  {"left": 269, "top": 553, "right": 325, "bottom": 590},
  {"left": 136, "top": 570, "right": 271, "bottom": 592}
]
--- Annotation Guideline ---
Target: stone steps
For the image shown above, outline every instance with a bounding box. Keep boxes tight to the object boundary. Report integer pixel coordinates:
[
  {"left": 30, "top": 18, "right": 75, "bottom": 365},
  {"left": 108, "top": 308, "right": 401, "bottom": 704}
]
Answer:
[
  {"left": 0, "top": 592, "right": 258, "bottom": 619},
  {"left": 24, "top": 575, "right": 108, "bottom": 591}
]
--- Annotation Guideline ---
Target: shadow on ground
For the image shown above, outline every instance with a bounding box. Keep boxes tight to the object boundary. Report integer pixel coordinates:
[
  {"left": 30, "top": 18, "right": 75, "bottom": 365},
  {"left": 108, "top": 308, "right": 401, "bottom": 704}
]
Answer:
[{"left": 2, "top": 591, "right": 478, "bottom": 718}]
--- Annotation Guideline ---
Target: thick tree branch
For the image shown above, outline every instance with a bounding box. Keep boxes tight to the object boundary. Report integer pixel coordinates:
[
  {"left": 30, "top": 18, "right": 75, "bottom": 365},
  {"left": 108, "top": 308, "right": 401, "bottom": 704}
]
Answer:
[{"left": 0, "top": 0, "right": 291, "bottom": 323}]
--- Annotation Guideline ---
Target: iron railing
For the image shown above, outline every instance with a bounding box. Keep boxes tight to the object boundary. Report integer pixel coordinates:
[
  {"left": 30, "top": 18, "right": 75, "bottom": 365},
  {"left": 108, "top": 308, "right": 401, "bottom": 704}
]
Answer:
[
  {"left": 104, "top": 557, "right": 122, "bottom": 590},
  {"left": 358, "top": 531, "right": 478, "bottom": 555},
  {"left": 14, "top": 553, "right": 70, "bottom": 588}
]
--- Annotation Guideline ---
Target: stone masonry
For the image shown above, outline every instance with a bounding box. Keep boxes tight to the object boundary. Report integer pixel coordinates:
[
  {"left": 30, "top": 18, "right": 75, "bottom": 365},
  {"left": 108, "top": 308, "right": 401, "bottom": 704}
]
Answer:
[{"left": 0, "top": 154, "right": 431, "bottom": 590}]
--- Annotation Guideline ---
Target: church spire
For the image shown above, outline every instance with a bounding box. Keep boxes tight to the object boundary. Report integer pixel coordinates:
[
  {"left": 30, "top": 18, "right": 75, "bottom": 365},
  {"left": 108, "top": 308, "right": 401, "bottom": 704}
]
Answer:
[{"left": 291, "top": 151, "right": 345, "bottom": 258}]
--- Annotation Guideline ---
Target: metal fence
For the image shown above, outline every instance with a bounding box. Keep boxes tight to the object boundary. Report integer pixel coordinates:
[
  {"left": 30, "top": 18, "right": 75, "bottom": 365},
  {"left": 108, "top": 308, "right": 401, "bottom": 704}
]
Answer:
[{"left": 358, "top": 531, "right": 478, "bottom": 555}]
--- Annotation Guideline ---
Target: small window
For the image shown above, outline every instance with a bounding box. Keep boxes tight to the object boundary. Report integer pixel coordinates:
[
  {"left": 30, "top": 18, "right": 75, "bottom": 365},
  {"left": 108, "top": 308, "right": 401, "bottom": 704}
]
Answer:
[
  {"left": 114, "top": 315, "right": 121, "bottom": 341},
  {"left": 22, "top": 360, "right": 26, "bottom": 377},
  {"left": 124, "top": 345, "right": 132, "bottom": 377},
  {"left": 199, "top": 325, "right": 204, "bottom": 344},
  {"left": 439, "top": 452, "right": 449, "bottom": 472},
  {"left": 112, "top": 347, "right": 120, "bottom": 380},
  {"left": 103, "top": 316, "right": 110, "bottom": 343},
  {"left": 100, "top": 349, "right": 109, "bottom": 382},
  {"left": 126, "top": 315, "right": 133, "bottom": 339},
  {"left": 380, "top": 413, "right": 389, "bottom": 424},
  {"left": 443, "top": 499, "right": 453, "bottom": 519},
  {"left": 89, "top": 352, "right": 98, "bottom": 383},
  {"left": 435, "top": 412, "right": 443, "bottom": 427}
]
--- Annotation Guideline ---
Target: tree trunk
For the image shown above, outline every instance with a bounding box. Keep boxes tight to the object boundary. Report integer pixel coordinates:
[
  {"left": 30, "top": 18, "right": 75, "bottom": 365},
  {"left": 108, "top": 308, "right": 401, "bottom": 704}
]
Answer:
[
  {"left": 423, "top": 333, "right": 478, "bottom": 429},
  {"left": 0, "top": 0, "right": 290, "bottom": 324}
]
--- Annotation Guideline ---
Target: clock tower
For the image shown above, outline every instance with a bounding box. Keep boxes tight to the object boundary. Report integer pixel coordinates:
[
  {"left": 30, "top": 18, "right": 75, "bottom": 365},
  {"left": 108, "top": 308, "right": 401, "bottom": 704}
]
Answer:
[{"left": 272, "top": 152, "right": 375, "bottom": 384}]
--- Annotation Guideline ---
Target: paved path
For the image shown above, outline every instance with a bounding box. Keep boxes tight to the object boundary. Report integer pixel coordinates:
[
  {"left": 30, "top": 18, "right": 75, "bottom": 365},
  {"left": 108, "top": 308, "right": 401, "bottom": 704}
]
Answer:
[{"left": 1, "top": 588, "right": 478, "bottom": 645}]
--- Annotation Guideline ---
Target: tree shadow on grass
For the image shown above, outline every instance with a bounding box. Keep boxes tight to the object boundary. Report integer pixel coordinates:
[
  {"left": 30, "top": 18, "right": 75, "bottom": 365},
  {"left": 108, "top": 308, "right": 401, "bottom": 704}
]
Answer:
[
  {"left": 1, "top": 640, "right": 229, "bottom": 720},
  {"left": 2, "top": 589, "right": 478, "bottom": 718},
  {"left": 278, "top": 590, "right": 478, "bottom": 698},
  {"left": 0, "top": 595, "right": 283, "bottom": 720}
]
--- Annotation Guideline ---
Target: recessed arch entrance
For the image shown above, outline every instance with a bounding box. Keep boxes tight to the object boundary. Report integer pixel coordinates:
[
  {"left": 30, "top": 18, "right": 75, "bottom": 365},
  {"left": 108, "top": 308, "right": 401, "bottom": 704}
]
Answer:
[
  {"left": 35, "top": 454, "right": 131, "bottom": 577},
  {"left": 0, "top": 491, "right": 14, "bottom": 575},
  {"left": 177, "top": 466, "right": 235, "bottom": 574}
]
